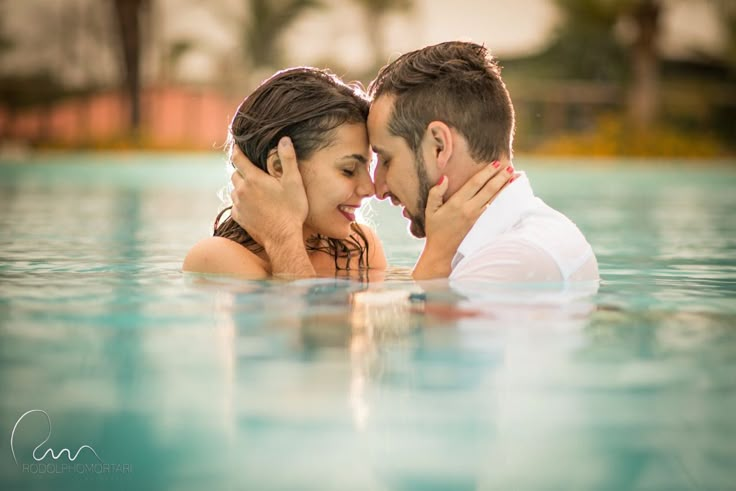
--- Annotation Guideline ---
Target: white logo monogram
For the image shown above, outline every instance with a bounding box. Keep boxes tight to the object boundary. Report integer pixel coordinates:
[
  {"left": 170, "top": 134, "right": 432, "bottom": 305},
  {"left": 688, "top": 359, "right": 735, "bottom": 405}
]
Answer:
[{"left": 10, "top": 409, "right": 103, "bottom": 465}]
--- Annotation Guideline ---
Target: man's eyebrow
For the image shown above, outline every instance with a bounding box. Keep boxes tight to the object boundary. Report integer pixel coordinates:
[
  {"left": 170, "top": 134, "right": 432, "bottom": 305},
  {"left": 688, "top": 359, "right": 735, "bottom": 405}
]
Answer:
[
  {"left": 371, "top": 145, "right": 386, "bottom": 156},
  {"left": 339, "top": 154, "right": 368, "bottom": 165}
]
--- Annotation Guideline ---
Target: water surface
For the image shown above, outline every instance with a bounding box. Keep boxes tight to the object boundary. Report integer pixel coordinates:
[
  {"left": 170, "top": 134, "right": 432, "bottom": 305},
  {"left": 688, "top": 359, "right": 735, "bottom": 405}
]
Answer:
[{"left": 1, "top": 154, "right": 735, "bottom": 491}]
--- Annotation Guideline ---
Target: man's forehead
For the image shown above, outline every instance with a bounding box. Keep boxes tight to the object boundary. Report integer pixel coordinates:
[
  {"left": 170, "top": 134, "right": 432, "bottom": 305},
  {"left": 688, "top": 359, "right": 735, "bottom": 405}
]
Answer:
[
  {"left": 368, "top": 96, "right": 396, "bottom": 154},
  {"left": 368, "top": 94, "right": 396, "bottom": 124}
]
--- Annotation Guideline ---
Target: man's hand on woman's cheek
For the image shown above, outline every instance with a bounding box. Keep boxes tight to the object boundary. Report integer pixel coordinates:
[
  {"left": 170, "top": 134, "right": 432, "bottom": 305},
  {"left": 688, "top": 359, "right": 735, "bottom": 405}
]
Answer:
[{"left": 228, "top": 138, "right": 309, "bottom": 249}]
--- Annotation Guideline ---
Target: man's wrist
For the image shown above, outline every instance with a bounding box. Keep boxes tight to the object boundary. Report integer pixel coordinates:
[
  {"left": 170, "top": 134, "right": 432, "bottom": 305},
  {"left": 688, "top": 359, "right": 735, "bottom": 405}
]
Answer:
[
  {"left": 261, "top": 223, "right": 303, "bottom": 252},
  {"left": 264, "top": 233, "right": 316, "bottom": 278}
]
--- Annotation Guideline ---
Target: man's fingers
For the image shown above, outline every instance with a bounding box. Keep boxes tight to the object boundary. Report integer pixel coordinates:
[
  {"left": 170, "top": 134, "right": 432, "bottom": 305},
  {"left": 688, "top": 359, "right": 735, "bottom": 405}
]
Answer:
[
  {"left": 230, "top": 143, "right": 261, "bottom": 178},
  {"left": 276, "top": 137, "right": 299, "bottom": 179},
  {"left": 229, "top": 185, "right": 241, "bottom": 218},
  {"left": 230, "top": 166, "right": 244, "bottom": 188},
  {"left": 425, "top": 176, "right": 449, "bottom": 215}
]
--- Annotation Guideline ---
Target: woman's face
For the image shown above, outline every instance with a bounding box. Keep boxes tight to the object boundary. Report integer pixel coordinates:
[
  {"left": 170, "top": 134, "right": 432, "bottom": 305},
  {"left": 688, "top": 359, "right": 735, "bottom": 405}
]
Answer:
[{"left": 300, "top": 123, "right": 374, "bottom": 239}]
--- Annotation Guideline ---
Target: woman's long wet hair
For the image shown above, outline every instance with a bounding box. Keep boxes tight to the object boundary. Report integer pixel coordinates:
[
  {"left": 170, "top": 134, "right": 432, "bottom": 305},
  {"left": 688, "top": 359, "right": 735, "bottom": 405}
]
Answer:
[{"left": 214, "top": 67, "right": 372, "bottom": 271}]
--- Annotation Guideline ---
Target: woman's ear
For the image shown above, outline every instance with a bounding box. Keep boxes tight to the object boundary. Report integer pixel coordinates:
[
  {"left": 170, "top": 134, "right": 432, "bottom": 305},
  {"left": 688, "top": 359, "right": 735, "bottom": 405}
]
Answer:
[
  {"left": 266, "top": 150, "right": 283, "bottom": 178},
  {"left": 424, "top": 121, "right": 453, "bottom": 171}
]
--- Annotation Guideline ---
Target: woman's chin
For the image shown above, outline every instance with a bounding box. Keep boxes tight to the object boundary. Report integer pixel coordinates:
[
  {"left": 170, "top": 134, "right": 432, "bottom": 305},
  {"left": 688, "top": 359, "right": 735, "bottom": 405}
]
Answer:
[{"left": 317, "top": 225, "right": 352, "bottom": 240}]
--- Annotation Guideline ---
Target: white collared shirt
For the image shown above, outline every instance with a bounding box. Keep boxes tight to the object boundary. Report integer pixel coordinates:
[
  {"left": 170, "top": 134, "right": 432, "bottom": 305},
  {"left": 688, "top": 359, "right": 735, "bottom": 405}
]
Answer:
[{"left": 449, "top": 172, "right": 599, "bottom": 284}]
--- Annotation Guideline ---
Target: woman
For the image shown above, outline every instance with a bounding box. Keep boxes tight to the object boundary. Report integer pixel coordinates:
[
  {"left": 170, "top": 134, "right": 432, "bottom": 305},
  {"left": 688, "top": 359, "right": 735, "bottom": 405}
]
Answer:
[{"left": 184, "top": 67, "right": 387, "bottom": 279}]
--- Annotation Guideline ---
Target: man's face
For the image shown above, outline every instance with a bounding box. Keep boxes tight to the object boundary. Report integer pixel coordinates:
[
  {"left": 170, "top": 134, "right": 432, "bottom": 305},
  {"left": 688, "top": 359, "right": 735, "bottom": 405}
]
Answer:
[{"left": 367, "top": 95, "right": 432, "bottom": 238}]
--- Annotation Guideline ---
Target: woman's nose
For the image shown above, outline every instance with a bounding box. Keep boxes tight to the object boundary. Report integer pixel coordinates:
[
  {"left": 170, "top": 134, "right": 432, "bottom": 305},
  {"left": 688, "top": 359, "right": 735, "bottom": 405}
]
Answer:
[{"left": 357, "top": 172, "right": 375, "bottom": 198}]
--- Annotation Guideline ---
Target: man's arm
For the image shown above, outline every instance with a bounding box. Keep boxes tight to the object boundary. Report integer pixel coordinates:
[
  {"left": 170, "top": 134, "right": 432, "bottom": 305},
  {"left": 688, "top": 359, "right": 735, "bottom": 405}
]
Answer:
[
  {"left": 261, "top": 234, "right": 315, "bottom": 278},
  {"left": 229, "top": 137, "right": 316, "bottom": 278}
]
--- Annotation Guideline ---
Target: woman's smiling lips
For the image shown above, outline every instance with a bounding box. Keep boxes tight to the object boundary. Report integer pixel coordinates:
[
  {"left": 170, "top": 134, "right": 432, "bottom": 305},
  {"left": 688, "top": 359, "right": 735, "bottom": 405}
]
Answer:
[{"left": 338, "top": 204, "right": 358, "bottom": 222}]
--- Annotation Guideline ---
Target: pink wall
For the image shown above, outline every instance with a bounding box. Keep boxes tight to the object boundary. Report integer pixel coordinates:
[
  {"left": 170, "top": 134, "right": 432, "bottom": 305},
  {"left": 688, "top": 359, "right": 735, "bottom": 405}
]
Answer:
[{"left": 2, "top": 86, "right": 241, "bottom": 149}]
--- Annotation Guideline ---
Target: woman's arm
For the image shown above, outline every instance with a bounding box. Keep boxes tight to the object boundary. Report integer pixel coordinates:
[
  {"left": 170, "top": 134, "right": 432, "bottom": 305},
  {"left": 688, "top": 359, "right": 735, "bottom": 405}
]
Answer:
[
  {"left": 413, "top": 164, "right": 515, "bottom": 280},
  {"left": 183, "top": 237, "right": 269, "bottom": 279},
  {"left": 228, "top": 137, "right": 316, "bottom": 278}
]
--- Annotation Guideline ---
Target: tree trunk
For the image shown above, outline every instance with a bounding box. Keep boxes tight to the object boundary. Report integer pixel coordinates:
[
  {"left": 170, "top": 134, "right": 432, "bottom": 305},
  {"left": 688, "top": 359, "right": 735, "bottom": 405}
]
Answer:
[
  {"left": 112, "top": 0, "right": 147, "bottom": 135},
  {"left": 627, "top": 0, "right": 661, "bottom": 130}
]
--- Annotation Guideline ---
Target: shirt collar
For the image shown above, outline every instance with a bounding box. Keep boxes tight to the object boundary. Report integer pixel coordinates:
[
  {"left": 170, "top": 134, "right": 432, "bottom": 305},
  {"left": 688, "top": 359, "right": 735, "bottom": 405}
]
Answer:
[{"left": 452, "top": 171, "right": 536, "bottom": 268}]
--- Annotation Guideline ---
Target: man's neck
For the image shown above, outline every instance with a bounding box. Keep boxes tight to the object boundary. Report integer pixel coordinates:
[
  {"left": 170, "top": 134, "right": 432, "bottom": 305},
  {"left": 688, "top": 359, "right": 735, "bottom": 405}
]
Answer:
[{"left": 445, "top": 156, "right": 512, "bottom": 200}]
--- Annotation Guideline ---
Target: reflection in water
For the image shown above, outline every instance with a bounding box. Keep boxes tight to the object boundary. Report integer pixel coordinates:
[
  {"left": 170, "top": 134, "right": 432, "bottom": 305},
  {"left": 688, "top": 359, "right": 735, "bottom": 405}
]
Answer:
[{"left": 192, "top": 274, "right": 603, "bottom": 490}]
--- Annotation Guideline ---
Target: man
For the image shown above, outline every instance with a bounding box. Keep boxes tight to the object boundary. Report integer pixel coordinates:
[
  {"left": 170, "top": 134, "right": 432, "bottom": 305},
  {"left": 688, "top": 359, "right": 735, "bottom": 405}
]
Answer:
[
  {"left": 364, "top": 41, "right": 598, "bottom": 282},
  {"left": 230, "top": 41, "right": 599, "bottom": 283}
]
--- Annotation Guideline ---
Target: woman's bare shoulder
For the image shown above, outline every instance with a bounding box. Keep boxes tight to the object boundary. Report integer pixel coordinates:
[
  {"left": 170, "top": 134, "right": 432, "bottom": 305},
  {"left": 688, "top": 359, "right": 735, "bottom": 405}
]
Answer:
[
  {"left": 182, "top": 237, "right": 269, "bottom": 279},
  {"left": 352, "top": 223, "right": 387, "bottom": 270}
]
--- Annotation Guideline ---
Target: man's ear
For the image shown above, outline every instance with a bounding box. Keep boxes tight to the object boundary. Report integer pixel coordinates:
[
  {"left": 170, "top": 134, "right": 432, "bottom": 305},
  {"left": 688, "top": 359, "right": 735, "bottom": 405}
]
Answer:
[
  {"left": 425, "top": 121, "right": 453, "bottom": 171},
  {"left": 266, "top": 150, "right": 283, "bottom": 178}
]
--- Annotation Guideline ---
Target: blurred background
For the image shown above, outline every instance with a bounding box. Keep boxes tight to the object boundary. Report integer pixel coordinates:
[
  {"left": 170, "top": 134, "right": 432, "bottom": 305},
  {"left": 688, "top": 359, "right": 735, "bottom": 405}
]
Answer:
[
  {"left": 0, "top": 0, "right": 734, "bottom": 158},
  {"left": 1, "top": 6, "right": 735, "bottom": 489}
]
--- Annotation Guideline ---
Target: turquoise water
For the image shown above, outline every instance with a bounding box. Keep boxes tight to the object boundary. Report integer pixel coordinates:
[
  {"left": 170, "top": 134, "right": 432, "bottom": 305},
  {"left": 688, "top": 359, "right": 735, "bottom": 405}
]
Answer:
[{"left": 1, "top": 154, "right": 735, "bottom": 491}]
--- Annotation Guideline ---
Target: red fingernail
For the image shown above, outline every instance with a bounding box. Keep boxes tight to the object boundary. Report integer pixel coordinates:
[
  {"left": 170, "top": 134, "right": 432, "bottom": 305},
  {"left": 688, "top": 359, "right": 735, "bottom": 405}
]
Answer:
[
  {"left": 492, "top": 160, "right": 500, "bottom": 168},
  {"left": 437, "top": 175, "right": 445, "bottom": 185},
  {"left": 509, "top": 176, "right": 516, "bottom": 183},
  {"left": 506, "top": 165, "right": 514, "bottom": 173}
]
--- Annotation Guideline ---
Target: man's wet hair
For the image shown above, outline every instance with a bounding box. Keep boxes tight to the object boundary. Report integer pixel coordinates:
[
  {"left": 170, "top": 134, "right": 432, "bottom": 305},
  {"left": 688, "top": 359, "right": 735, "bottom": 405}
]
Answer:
[{"left": 369, "top": 41, "right": 515, "bottom": 163}]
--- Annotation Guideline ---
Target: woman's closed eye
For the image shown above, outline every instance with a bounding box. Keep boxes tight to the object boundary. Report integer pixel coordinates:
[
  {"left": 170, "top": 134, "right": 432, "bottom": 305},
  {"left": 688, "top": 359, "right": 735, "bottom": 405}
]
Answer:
[
  {"left": 341, "top": 163, "right": 359, "bottom": 177},
  {"left": 338, "top": 154, "right": 369, "bottom": 177}
]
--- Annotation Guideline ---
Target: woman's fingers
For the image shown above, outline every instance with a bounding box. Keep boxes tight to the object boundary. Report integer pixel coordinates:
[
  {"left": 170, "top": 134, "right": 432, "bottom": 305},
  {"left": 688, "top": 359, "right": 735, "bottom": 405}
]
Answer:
[
  {"left": 425, "top": 175, "right": 450, "bottom": 216},
  {"left": 451, "top": 161, "right": 504, "bottom": 201},
  {"left": 468, "top": 166, "right": 514, "bottom": 209}
]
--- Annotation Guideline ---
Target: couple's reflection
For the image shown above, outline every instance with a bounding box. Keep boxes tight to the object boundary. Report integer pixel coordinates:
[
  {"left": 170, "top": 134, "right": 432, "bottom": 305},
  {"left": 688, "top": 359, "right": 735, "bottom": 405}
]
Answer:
[
  {"left": 201, "top": 274, "right": 597, "bottom": 489},
  {"left": 207, "top": 273, "right": 599, "bottom": 409}
]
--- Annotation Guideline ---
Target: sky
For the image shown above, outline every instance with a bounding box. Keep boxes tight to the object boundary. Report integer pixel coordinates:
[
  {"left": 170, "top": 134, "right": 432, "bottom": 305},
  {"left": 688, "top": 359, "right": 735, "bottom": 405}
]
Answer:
[
  {"left": 164, "top": 0, "right": 728, "bottom": 83},
  {"left": 280, "top": 0, "right": 559, "bottom": 70}
]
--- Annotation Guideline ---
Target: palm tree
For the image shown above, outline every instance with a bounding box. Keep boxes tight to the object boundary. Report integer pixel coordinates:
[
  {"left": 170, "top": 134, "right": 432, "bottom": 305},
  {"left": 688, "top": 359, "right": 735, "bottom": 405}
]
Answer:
[
  {"left": 351, "top": 0, "right": 413, "bottom": 73},
  {"left": 550, "top": 0, "right": 663, "bottom": 129},
  {"left": 714, "top": 0, "right": 736, "bottom": 73},
  {"left": 241, "top": 0, "right": 323, "bottom": 70},
  {"left": 112, "top": 0, "right": 151, "bottom": 135},
  {"left": 625, "top": 0, "right": 661, "bottom": 131}
]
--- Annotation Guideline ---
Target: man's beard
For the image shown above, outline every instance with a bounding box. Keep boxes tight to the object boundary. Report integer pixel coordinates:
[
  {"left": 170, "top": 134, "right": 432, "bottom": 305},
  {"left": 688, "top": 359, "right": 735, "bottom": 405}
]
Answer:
[{"left": 408, "top": 151, "right": 432, "bottom": 238}]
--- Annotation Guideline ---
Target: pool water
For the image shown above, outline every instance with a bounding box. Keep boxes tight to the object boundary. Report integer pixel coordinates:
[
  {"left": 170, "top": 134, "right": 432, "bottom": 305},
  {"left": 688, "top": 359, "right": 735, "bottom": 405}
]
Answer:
[{"left": 1, "top": 154, "right": 735, "bottom": 491}]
